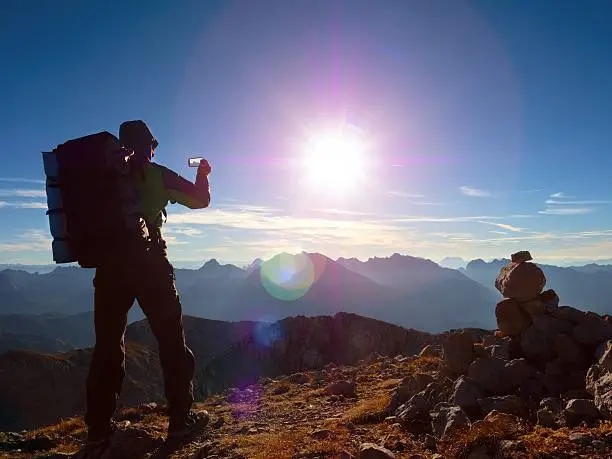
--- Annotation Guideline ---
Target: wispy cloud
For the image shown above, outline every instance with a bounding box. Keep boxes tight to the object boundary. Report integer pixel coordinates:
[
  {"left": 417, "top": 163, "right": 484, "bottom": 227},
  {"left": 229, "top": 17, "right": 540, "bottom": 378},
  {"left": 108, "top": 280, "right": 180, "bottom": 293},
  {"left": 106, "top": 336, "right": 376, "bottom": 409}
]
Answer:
[
  {"left": 0, "top": 177, "right": 45, "bottom": 184},
  {"left": 459, "top": 186, "right": 492, "bottom": 197},
  {"left": 164, "top": 226, "right": 203, "bottom": 236},
  {"left": 539, "top": 207, "right": 593, "bottom": 215},
  {"left": 386, "top": 190, "right": 425, "bottom": 199},
  {"left": 0, "top": 229, "right": 51, "bottom": 253},
  {"left": 478, "top": 221, "right": 523, "bottom": 232},
  {"left": 393, "top": 214, "right": 529, "bottom": 223},
  {"left": 550, "top": 192, "right": 570, "bottom": 198},
  {"left": 540, "top": 192, "right": 608, "bottom": 215},
  {"left": 0, "top": 188, "right": 46, "bottom": 198},
  {"left": 0, "top": 201, "right": 47, "bottom": 209},
  {"left": 545, "top": 199, "right": 610, "bottom": 205}
]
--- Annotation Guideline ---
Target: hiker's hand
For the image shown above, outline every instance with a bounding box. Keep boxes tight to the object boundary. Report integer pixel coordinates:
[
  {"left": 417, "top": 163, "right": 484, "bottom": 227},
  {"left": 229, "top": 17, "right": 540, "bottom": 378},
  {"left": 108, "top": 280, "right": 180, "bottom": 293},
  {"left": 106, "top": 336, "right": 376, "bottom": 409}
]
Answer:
[{"left": 198, "top": 159, "right": 211, "bottom": 176}]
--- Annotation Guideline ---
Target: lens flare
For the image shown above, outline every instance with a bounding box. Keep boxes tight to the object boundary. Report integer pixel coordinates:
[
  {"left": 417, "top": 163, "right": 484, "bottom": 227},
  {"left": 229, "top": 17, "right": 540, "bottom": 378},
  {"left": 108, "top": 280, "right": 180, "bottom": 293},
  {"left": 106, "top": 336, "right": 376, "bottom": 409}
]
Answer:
[{"left": 260, "top": 253, "right": 317, "bottom": 301}]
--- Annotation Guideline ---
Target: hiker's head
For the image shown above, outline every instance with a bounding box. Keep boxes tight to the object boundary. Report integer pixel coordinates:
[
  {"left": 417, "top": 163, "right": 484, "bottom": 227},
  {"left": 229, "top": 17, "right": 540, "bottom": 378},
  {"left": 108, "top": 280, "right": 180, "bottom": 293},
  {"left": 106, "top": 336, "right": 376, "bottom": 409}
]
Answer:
[{"left": 119, "top": 120, "right": 158, "bottom": 161}]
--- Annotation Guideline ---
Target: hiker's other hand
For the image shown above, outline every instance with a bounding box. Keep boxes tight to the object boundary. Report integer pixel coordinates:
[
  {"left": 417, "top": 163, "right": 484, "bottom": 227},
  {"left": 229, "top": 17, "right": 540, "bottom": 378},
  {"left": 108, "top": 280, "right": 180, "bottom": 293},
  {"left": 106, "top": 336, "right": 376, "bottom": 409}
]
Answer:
[{"left": 198, "top": 159, "right": 211, "bottom": 176}]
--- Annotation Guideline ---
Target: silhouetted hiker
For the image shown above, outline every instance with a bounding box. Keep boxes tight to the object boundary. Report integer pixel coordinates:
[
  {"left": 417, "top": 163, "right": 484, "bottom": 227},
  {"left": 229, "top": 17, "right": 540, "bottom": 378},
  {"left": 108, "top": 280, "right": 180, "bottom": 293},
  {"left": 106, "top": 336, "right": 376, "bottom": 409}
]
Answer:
[{"left": 80, "top": 120, "right": 211, "bottom": 457}]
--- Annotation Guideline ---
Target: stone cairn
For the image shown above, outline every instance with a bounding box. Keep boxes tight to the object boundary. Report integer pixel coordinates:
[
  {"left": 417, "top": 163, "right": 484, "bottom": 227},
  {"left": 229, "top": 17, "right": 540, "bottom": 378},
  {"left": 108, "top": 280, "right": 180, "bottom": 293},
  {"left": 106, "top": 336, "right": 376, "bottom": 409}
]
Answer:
[{"left": 388, "top": 250, "right": 612, "bottom": 454}]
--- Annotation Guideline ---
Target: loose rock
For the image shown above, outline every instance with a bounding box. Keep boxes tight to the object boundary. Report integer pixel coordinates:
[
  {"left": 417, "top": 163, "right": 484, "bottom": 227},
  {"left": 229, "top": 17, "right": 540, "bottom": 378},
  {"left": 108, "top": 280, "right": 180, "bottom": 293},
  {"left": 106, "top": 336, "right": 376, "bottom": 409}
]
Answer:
[
  {"left": 430, "top": 403, "right": 470, "bottom": 439},
  {"left": 327, "top": 380, "right": 356, "bottom": 398},
  {"left": 358, "top": 443, "right": 396, "bottom": 459},
  {"left": 442, "top": 332, "right": 474, "bottom": 374},
  {"left": 495, "top": 299, "right": 531, "bottom": 336},
  {"left": 495, "top": 261, "right": 546, "bottom": 301},
  {"left": 564, "top": 399, "right": 601, "bottom": 426}
]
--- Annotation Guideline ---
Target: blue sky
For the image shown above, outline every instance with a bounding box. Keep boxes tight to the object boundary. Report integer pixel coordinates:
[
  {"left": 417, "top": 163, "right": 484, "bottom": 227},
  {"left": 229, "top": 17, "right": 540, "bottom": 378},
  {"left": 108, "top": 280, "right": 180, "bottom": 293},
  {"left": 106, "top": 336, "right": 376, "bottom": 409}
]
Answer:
[{"left": 1, "top": 0, "right": 612, "bottom": 266}]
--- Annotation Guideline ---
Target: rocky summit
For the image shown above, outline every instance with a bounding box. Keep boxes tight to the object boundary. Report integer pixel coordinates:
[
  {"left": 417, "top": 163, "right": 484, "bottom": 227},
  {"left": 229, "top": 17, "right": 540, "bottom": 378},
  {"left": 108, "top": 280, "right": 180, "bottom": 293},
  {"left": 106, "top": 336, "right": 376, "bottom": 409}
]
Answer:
[{"left": 1, "top": 252, "right": 612, "bottom": 458}]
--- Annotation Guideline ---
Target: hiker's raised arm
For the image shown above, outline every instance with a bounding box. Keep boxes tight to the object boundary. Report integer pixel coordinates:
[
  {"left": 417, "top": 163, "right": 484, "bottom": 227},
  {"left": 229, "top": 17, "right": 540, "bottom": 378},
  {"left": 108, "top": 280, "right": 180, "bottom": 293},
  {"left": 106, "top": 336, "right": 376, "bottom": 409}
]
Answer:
[{"left": 161, "top": 162, "right": 211, "bottom": 209}]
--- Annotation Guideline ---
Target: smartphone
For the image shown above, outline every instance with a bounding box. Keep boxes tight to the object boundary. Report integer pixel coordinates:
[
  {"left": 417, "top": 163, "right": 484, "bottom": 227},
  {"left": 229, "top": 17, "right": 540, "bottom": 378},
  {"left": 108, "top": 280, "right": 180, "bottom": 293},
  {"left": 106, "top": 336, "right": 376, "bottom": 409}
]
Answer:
[{"left": 188, "top": 157, "right": 203, "bottom": 167}]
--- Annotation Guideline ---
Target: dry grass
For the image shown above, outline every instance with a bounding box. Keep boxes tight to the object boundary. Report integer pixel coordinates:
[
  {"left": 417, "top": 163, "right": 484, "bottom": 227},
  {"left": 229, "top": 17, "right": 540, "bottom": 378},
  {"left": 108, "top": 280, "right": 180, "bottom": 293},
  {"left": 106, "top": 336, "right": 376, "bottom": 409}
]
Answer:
[
  {"left": 439, "top": 412, "right": 524, "bottom": 457},
  {"left": 226, "top": 425, "right": 351, "bottom": 459},
  {"left": 521, "top": 422, "right": 612, "bottom": 456},
  {"left": 29, "top": 417, "right": 85, "bottom": 440},
  {"left": 343, "top": 394, "right": 390, "bottom": 425}
]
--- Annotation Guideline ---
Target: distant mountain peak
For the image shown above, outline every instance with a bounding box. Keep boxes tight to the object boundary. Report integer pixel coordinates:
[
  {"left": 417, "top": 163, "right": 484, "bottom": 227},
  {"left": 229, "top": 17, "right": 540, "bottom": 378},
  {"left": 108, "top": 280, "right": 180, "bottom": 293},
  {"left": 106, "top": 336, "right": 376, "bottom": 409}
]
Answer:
[{"left": 199, "top": 259, "right": 221, "bottom": 270}]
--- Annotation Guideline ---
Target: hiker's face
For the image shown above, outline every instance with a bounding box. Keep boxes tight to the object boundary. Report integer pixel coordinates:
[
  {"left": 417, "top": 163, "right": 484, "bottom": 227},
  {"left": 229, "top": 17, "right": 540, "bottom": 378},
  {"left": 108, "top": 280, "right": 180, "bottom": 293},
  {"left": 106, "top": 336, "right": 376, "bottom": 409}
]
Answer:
[{"left": 133, "top": 143, "right": 154, "bottom": 161}]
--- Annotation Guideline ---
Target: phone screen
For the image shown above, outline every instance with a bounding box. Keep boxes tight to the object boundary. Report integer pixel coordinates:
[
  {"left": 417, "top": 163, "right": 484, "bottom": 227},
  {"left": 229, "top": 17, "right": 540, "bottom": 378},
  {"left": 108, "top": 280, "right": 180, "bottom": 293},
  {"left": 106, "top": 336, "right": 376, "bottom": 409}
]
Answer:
[{"left": 188, "top": 157, "right": 203, "bottom": 167}]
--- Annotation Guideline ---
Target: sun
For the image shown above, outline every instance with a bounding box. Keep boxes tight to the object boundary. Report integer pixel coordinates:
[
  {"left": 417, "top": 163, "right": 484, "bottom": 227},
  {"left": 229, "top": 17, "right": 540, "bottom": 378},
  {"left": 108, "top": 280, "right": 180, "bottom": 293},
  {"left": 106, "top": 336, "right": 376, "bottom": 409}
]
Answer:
[{"left": 301, "top": 125, "right": 370, "bottom": 193}]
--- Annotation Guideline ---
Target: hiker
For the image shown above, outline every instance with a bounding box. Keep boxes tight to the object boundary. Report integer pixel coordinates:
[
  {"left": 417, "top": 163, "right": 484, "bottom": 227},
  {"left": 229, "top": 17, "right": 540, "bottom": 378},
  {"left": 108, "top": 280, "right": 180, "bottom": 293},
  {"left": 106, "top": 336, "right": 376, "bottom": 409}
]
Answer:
[{"left": 82, "top": 120, "right": 211, "bottom": 456}]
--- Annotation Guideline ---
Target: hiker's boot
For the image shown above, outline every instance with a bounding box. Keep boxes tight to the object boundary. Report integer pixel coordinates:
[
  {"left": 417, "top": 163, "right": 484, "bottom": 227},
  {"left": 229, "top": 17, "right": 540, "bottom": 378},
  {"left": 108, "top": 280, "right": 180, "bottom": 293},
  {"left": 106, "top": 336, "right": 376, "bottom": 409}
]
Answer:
[
  {"left": 75, "top": 421, "right": 117, "bottom": 459},
  {"left": 167, "top": 410, "right": 210, "bottom": 441}
]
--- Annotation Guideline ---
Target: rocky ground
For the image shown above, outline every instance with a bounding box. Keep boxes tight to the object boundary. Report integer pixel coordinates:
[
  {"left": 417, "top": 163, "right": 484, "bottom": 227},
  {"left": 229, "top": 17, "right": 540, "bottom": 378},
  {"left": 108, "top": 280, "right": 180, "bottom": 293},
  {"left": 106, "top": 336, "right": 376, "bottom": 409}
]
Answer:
[{"left": 1, "top": 350, "right": 611, "bottom": 459}]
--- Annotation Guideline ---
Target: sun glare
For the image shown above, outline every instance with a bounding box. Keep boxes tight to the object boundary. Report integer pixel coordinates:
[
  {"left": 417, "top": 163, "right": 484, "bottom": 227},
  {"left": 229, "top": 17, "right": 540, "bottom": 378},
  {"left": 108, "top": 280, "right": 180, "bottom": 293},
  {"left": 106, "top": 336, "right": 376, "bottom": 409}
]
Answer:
[{"left": 301, "top": 125, "right": 369, "bottom": 193}]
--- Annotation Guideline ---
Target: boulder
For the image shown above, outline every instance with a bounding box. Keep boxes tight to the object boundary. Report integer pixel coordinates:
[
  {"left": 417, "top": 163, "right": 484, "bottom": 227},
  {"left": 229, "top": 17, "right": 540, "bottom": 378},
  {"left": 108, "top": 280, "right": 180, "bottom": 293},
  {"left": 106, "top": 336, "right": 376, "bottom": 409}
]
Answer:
[
  {"left": 551, "top": 306, "right": 587, "bottom": 325},
  {"left": 538, "top": 289, "right": 559, "bottom": 310},
  {"left": 572, "top": 316, "right": 612, "bottom": 346},
  {"left": 449, "top": 376, "right": 483, "bottom": 412},
  {"left": 520, "top": 299, "right": 545, "bottom": 316},
  {"left": 442, "top": 332, "right": 474, "bottom": 374},
  {"left": 358, "top": 443, "right": 396, "bottom": 459},
  {"left": 586, "top": 340, "right": 612, "bottom": 417},
  {"left": 468, "top": 357, "right": 506, "bottom": 393},
  {"left": 553, "top": 334, "right": 584, "bottom": 366},
  {"left": 430, "top": 403, "right": 470, "bottom": 439},
  {"left": 478, "top": 395, "right": 526, "bottom": 417},
  {"left": 495, "top": 262, "right": 546, "bottom": 301},
  {"left": 518, "top": 374, "right": 547, "bottom": 402},
  {"left": 495, "top": 299, "right": 531, "bottom": 336},
  {"left": 511, "top": 251, "right": 533, "bottom": 263},
  {"left": 503, "top": 358, "right": 535, "bottom": 391},
  {"left": 564, "top": 399, "right": 601, "bottom": 426},
  {"left": 386, "top": 373, "right": 433, "bottom": 414},
  {"left": 520, "top": 315, "right": 572, "bottom": 361},
  {"left": 396, "top": 383, "right": 441, "bottom": 425}
]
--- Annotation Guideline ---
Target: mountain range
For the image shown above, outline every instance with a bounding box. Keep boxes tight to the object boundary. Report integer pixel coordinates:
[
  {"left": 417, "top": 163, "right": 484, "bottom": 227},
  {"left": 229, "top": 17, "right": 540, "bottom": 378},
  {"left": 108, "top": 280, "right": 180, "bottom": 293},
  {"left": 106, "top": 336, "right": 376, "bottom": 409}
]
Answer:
[{"left": 2, "top": 252, "right": 612, "bottom": 356}]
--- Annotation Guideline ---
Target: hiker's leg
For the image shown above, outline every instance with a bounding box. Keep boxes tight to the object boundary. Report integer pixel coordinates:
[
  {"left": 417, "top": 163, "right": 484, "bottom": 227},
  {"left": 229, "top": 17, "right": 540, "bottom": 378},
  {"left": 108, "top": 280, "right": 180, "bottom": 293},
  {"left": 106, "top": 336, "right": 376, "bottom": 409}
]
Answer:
[
  {"left": 85, "top": 265, "right": 134, "bottom": 439},
  {"left": 137, "top": 254, "right": 195, "bottom": 425}
]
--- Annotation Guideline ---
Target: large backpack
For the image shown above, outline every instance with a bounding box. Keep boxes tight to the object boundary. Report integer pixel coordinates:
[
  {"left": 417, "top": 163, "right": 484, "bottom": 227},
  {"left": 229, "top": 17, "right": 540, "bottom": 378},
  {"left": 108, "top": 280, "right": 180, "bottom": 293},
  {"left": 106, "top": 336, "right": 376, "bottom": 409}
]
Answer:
[{"left": 42, "top": 131, "right": 150, "bottom": 268}]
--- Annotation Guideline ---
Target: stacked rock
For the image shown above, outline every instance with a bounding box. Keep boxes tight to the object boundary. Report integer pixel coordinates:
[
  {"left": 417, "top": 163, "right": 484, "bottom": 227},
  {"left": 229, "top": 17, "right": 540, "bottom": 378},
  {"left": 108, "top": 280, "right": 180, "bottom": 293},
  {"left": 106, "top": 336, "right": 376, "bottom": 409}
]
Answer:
[
  {"left": 495, "top": 251, "right": 551, "bottom": 336},
  {"left": 387, "top": 253, "right": 612, "bottom": 454}
]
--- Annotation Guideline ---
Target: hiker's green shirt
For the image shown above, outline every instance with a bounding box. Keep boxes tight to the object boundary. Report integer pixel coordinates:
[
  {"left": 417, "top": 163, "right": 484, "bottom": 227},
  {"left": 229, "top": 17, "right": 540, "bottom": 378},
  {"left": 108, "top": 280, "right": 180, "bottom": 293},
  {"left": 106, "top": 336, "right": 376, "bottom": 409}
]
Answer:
[{"left": 133, "top": 162, "right": 210, "bottom": 230}]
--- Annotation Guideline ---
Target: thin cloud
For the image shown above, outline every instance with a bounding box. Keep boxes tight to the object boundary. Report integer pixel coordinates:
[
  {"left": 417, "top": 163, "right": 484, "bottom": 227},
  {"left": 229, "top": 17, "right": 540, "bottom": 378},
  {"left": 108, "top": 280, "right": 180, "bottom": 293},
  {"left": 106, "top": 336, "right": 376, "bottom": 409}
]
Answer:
[
  {"left": 478, "top": 221, "right": 523, "bottom": 233},
  {"left": 0, "top": 201, "right": 47, "bottom": 209},
  {"left": 164, "top": 226, "right": 203, "bottom": 236},
  {"left": 0, "top": 177, "right": 45, "bottom": 184},
  {"left": 393, "top": 214, "right": 528, "bottom": 223},
  {"left": 460, "top": 186, "right": 492, "bottom": 197},
  {"left": 0, "top": 188, "right": 46, "bottom": 198},
  {"left": 539, "top": 207, "right": 593, "bottom": 215},
  {"left": 386, "top": 190, "right": 425, "bottom": 198},
  {"left": 0, "top": 229, "right": 51, "bottom": 253},
  {"left": 549, "top": 192, "right": 569, "bottom": 198},
  {"left": 546, "top": 199, "right": 611, "bottom": 205}
]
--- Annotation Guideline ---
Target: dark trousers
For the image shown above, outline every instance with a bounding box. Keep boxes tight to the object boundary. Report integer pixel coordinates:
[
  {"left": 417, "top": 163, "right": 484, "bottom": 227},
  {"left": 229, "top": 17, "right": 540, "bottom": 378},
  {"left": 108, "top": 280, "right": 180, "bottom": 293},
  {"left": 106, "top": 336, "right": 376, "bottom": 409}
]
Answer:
[{"left": 84, "top": 250, "right": 195, "bottom": 436}]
